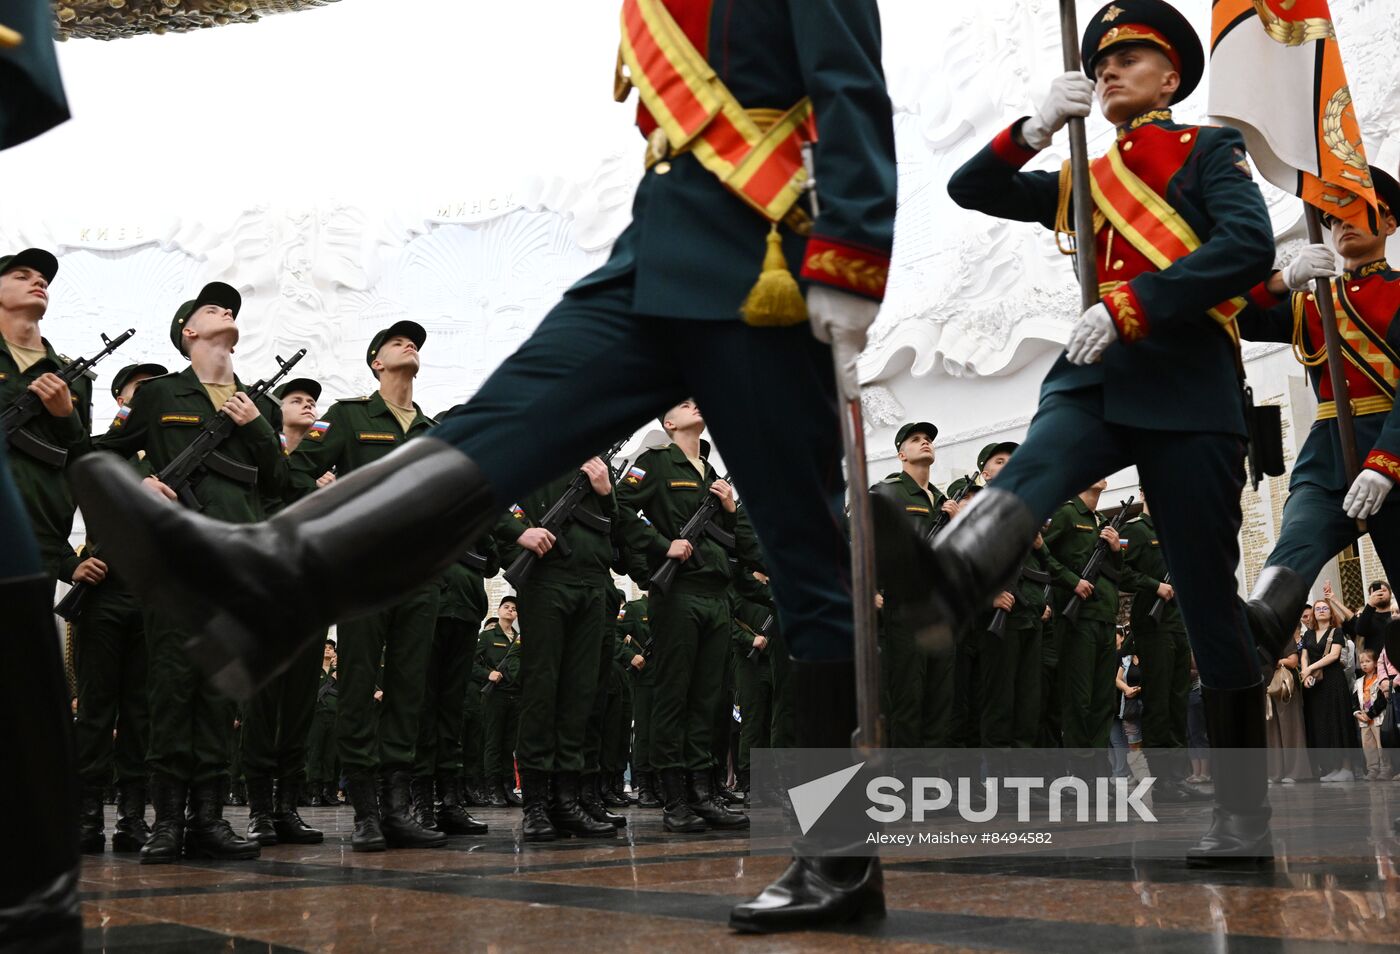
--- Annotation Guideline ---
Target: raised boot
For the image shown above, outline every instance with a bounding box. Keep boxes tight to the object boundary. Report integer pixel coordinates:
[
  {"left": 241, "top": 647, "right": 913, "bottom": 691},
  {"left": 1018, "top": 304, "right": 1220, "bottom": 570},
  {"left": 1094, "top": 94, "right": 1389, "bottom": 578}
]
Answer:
[
  {"left": 78, "top": 785, "right": 105, "bottom": 854},
  {"left": 272, "top": 778, "right": 323, "bottom": 844},
  {"left": 636, "top": 770, "right": 662, "bottom": 809},
  {"left": 688, "top": 770, "right": 750, "bottom": 830},
  {"left": 486, "top": 776, "right": 509, "bottom": 808},
  {"left": 1187, "top": 683, "right": 1273, "bottom": 868},
  {"left": 518, "top": 769, "right": 557, "bottom": 843},
  {"left": 140, "top": 776, "right": 187, "bottom": 865},
  {"left": 244, "top": 776, "right": 278, "bottom": 846},
  {"left": 379, "top": 771, "right": 447, "bottom": 849},
  {"left": 872, "top": 487, "right": 1037, "bottom": 652},
  {"left": 730, "top": 658, "right": 885, "bottom": 933},
  {"left": 578, "top": 772, "right": 626, "bottom": 829},
  {"left": 548, "top": 772, "right": 615, "bottom": 838},
  {"left": 659, "top": 768, "right": 705, "bottom": 833},
  {"left": 346, "top": 775, "right": 385, "bottom": 852},
  {"left": 111, "top": 782, "right": 152, "bottom": 852},
  {"left": 409, "top": 776, "right": 439, "bottom": 832},
  {"left": 435, "top": 774, "right": 488, "bottom": 835},
  {"left": 71, "top": 441, "right": 499, "bottom": 699},
  {"left": 1244, "top": 567, "right": 1310, "bottom": 665},
  {"left": 184, "top": 779, "right": 260, "bottom": 860}
]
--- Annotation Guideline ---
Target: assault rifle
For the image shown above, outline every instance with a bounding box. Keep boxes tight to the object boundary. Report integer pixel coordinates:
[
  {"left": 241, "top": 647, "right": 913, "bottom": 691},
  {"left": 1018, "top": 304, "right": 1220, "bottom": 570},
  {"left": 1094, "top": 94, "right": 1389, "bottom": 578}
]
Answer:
[
  {"left": 927, "top": 473, "right": 978, "bottom": 540},
  {"left": 648, "top": 472, "right": 736, "bottom": 597},
  {"left": 501, "top": 436, "right": 629, "bottom": 589},
  {"left": 987, "top": 563, "right": 1052, "bottom": 637},
  {"left": 156, "top": 349, "right": 306, "bottom": 511},
  {"left": 1061, "top": 496, "right": 1135, "bottom": 624},
  {"left": 1, "top": 327, "right": 134, "bottom": 467},
  {"left": 1148, "top": 572, "right": 1173, "bottom": 624},
  {"left": 480, "top": 636, "right": 521, "bottom": 696},
  {"left": 744, "top": 612, "right": 775, "bottom": 661}
]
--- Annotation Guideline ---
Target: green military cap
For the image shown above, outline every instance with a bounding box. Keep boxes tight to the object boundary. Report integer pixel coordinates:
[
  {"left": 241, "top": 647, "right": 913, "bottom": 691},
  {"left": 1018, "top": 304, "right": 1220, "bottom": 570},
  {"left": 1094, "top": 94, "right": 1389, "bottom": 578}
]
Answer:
[
  {"left": 0, "top": 247, "right": 58, "bottom": 283},
  {"left": 366, "top": 319, "right": 426, "bottom": 369},
  {"left": 977, "top": 441, "right": 1019, "bottom": 472},
  {"left": 273, "top": 377, "right": 323, "bottom": 402},
  {"left": 1081, "top": 0, "right": 1203, "bottom": 104},
  {"left": 109, "top": 362, "right": 168, "bottom": 401},
  {"left": 894, "top": 421, "right": 937, "bottom": 449},
  {"left": 946, "top": 476, "right": 981, "bottom": 499},
  {"left": 170, "top": 282, "right": 241, "bottom": 356}
]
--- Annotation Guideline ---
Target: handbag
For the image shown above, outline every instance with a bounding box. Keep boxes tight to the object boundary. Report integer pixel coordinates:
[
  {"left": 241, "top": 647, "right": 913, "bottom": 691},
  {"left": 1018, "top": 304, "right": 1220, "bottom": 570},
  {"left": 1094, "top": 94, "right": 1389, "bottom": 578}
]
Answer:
[{"left": 1267, "top": 665, "right": 1296, "bottom": 702}]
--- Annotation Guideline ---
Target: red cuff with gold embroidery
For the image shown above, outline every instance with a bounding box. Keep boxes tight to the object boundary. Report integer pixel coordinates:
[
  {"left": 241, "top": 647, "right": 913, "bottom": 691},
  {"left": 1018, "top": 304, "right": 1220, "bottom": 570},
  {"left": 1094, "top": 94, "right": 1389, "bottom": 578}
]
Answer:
[
  {"left": 1102, "top": 281, "right": 1149, "bottom": 344},
  {"left": 1365, "top": 449, "right": 1400, "bottom": 483},
  {"left": 1248, "top": 280, "right": 1284, "bottom": 311},
  {"left": 991, "top": 120, "right": 1041, "bottom": 168},
  {"left": 801, "top": 236, "right": 891, "bottom": 302}
]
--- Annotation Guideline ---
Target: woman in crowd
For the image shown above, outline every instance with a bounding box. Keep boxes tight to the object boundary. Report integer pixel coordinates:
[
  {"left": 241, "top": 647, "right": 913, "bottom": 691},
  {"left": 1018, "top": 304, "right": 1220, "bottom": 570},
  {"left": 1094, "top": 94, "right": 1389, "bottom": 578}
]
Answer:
[{"left": 1300, "top": 600, "right": 1359, "bottom": 782}]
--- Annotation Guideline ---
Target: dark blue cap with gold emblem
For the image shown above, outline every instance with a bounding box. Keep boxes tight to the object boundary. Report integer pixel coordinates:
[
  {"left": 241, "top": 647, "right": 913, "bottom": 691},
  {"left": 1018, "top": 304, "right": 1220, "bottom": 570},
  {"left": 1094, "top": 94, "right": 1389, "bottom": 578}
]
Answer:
[
  {"left": 1082, "top": 1, "right": 1203, "bottom": 105},
  {"left": 894, "top": 421, "right": 938, "bottom": 449},
  {"left": 170, "top": 282, "right": 241, "bottom": 356},
  {"left": 366, "top": 319, "right": 426, "bottom": 369},
  {"left": 0, "top": 247, "right": 58, "bottom": 284}
]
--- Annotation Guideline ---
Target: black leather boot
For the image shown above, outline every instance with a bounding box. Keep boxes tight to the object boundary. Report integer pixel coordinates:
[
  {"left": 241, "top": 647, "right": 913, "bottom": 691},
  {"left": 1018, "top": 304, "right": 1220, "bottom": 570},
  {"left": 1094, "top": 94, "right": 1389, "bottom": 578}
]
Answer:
[
  {"left": 602, "top": 772, "right": 630, "bottom": 808},
  {"left": 715, "top": 767, "right": 745, "bottom": 806},
  {"left": 346, "top": 775, "right": 385, "bottom": 852},
  {"left": 486, "top": 776, "right": 509, "bottom": 808},
  {"left": 736, "top": 768, "right": 751, "bottom": 807},
  {"left": 659, "top": 768, "right": 706, "bottom": 833},
  {"left": 1187, "top": 683, "right": 1272, "bottom": 868},
  {"left": 579, "top": 773, "right": 626, "bottom": 828},
  {"left": 410, "top": 776, "right": 439, "bottom": 832},
  {"left": 322, "top": 783, "right": 343, "bottom": 806},
  {"left": 463, "top": 775, "right": 487, "bottom": 807},
  {"left": 112, "top": 781, "right": 151, "bottom": 852},
  {"left": 229, "top": 780, "right": 246, "bottom": 807},
  {"left": 872, "top": 487, "right": 1037, "bottom": 651},
  {"left": 71, "top": 440, "right": 499, "bottom": 699},
  {"left": 730, "top": 658, "right": 885, "bottom": 933},
  {"left": 550, "top": 772, "right": 616, "bottom": 838},
  {"left": 688, "top": 771, "right": 750, "bottom": 829},
  {"left": 503, "top": 777, "right": 523, "bottom": 808},
  {"left": 519, "top": 769, "right": 557, "bottom": 842},
  {"left": 636, "top": 770, "right": 662, "bottom": 809},
  {"left": 184, "top": 779, "right": 260, "bottom": 860},
  {"left": 379, "top": 771, "right": 447, "bottom": 849},
  {"left": 621, "top": 772, "right": 638, "bottom": 805},
  {"left": 272, "top": 778, "right": 323, "bottom": 844},
  {"left": 435, "top": 774, "right": 488, "bottom": 835},
  {"left": 140, "top": 775, "right": 187, "bottom": 865},
  {"left": 244, "top": 776, "right": 278, "bottom": 846},
  {"left": 78, "top": 785, "right": 105, "bottom": 854},
  {"left": 1244, "top": 567, "right": 1310, "bottom": 665},
  {"left": 307, "top": 784, "right": 327, "bottom": 808}
]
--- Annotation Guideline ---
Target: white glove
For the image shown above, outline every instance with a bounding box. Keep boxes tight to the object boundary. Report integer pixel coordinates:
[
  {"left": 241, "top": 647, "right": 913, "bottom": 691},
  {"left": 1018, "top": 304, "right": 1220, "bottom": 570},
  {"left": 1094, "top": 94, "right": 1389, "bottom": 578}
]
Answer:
[
  {"left": 1064, "top": 302, "right": 1118, "bottom": 365},
  {"left": 1344, "top": 470, "right": 1394, "bottom": 519},
  {"left": 1021, "top": 72, "right": 1095, "bottom": 151},
  {"left": 1282, "top": 244, "right": 1340, "bottom": 291},
  {"left": 808, "top": 284, "right": 880, "bottom": 401}
]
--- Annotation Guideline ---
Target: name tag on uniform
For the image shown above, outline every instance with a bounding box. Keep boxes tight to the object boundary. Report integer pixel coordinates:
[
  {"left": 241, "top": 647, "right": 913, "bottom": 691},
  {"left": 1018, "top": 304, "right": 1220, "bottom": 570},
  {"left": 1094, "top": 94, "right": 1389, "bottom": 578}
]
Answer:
[
  {"left": 0, "top": 372, "right": 7, "bottom": 381},
  {"left": 906, "top": 505, "right": 930, "bottom": 515},
  {"left": 161, "top": 413, "right": 202, "bottom": 426},
  {"left": 1075, "top": 523, "right": 1095, "bottom": 531},
  {"left": 1150, "top": 539, "right": 1160, "bottom": 547},
  {"left": 493, "top": 641, "right": 508, "bottom": 648},
  {"left": 668, "top": 479, "right": 699, "bottom": 489},
  {"left": 357, "top": 432, "right": 397, "bottom": 443}
]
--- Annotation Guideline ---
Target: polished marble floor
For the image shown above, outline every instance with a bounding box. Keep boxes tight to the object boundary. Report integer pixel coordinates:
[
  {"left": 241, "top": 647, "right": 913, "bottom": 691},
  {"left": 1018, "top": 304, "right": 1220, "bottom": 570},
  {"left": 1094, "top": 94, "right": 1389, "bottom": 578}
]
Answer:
[{"left": 79, "top": 786, "right": 1400, "bottom": 952}]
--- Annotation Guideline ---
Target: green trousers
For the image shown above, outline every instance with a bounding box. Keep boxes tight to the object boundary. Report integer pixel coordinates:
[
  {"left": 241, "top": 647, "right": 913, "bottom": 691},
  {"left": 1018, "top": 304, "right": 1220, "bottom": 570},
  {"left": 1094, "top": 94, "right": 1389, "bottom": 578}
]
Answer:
[
  {"left": 735, "top": 653, "right": 772, "bottom": 771},
  {"left": 73, "top": 585, "right": 149, "bottom": 788},
  {"left": 631, "top": 673, "right": 654, "bottom": 772},
  {"left": 600, "top": 681, "right": 632, "bottom": 774},
  {"left": 335, "top": 582, "right": 438, "bottom": 775},
  {"left": 710, "top": 650, "right": 737, "bottom": 771},
  {"left": 144, "top": 609, "right": 234, "bottom": 784},
  {"left": 947, "top": 629, "right": 978, "bottom": 749},
  {"left": 241, "top": 632, "right": 322, "bottom": 784},
  {"left": 306, "top": 707, "right": 338, "bottom": 787},
  {"left": 1136, "top": 620, "right": 1191, "bottom": 749},
  {"left": 977, "top": 622, "right": 1043, "bottom": 748},
  {"left": 879, "top": 615, "right": 928, "bottom": 749},
  {"left": 649, "top": 587, "right": 731, "bottom": 772},
  {"left": 1038, "top": 614, "right": 1063, "bottom": 747},
  {"left": 516, "top": 579, "right": 606, "bottom": 774},
  {"left": 413, "top": 616, "right": 474, "bottom": 776},
  {"left": 460, "top": 685, "right": 484, "bottom": 784},
  {"left": 1056, "top": 615, "right": 1118, "bottom": 749},
  {"left": 481, "top": 688, "right": 521, "bottom": 782},
  {"left": 769, "top": 628, "right": 796, "bottom": 748}
]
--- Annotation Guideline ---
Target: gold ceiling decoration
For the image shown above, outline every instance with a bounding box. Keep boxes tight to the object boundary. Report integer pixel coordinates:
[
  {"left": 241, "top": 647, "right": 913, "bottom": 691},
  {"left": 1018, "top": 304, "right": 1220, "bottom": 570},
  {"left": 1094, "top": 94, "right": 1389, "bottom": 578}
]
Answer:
[{"left": 53, "top": 1, "right": 342, "bottom": 41}]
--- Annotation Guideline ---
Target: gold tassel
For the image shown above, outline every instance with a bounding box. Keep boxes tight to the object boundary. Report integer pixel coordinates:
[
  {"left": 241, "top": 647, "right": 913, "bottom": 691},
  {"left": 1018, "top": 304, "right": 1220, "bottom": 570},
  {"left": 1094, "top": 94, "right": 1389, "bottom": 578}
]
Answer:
[{"left": 741, "top": 224, "right": 808, "bottom": 327}]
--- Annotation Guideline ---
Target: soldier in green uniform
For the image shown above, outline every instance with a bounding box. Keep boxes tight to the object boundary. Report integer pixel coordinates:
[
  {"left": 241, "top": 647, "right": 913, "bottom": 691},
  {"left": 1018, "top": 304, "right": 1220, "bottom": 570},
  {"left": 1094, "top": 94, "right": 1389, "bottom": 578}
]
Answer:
[
  {"left": 600, "top": 596, "right": 638, "bottom": 807},
  {"left": 240, "top": 378, "right": 328, "bottom": 847},
  {"left": 460, "top": 617, "right": 494, "bottom": 807},
  {"left": 287, "top": 320, "right": 445, "bottom": 852},
  {"left": 71, "top": 362, "right": 164, "bottom": 855},
  {"left": 617, "top": 592, "right": 657, "bottom": 807},
  {"left": 476, "top": 597, "right": 522, "bottom": 808},
  {"left": 1041, "top": 480, "right": 1123, "bottom": 761},
  {"left": 413, "top": 553, "right": 493, "bottom": 835},
  {"left": 305, "top": 639, "right": 339, "bottom": 806},
  {"left": 577, "top": 579, "right": 630, "bottom": 828},
  {"left": 92, "top": 282, "right": 284, "bottom": 863},
  {"left": 617, "top": 401, "right": 748, "bottom": 833},
  {"left": 731, "top": 567, "right": 777, "bottom": 801}
]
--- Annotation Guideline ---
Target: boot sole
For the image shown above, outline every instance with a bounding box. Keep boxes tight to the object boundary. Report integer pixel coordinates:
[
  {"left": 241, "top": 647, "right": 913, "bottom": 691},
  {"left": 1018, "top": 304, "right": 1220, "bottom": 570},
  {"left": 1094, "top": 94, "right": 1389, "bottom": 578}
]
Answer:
[
  {"left": 729, "top": 893, "right": 887, "bottom": 933},
  {"left": 272, "top": 831, "right": 325, "bottom": 844}
]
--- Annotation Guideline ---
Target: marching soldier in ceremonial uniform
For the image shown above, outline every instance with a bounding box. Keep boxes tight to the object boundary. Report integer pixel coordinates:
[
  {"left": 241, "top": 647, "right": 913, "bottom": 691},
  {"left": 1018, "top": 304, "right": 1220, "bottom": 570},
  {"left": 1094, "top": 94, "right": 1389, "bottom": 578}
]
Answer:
[
  {"left": 75, "top": 0, "right": 896, "bottom": 931},
  {"left": 287, "top": 320, "right": 446, "bottom": 852},
  {"left": 72, "top": 362, "right": 164, "bottom": 855},
  {"left": 476, "top": 597, "right": 522, "bottom": 808},
  {"left": 305, "top": 639, "right": 339, "bottom": 806},
  {"left": 904, "top": 0, "right": 1276, "bottom": 864},
  {"left": 617, "top": 592, "right": 658, "bottom": 807},
  {"left": 240, "top": 377, "right": 328, "bottom": 847},
  {"left": 93, "top": 282, "right": 285, "bottom": 863},
  {"left": 1237, "top": 168, "right": 1400, "bottom": 652}
]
